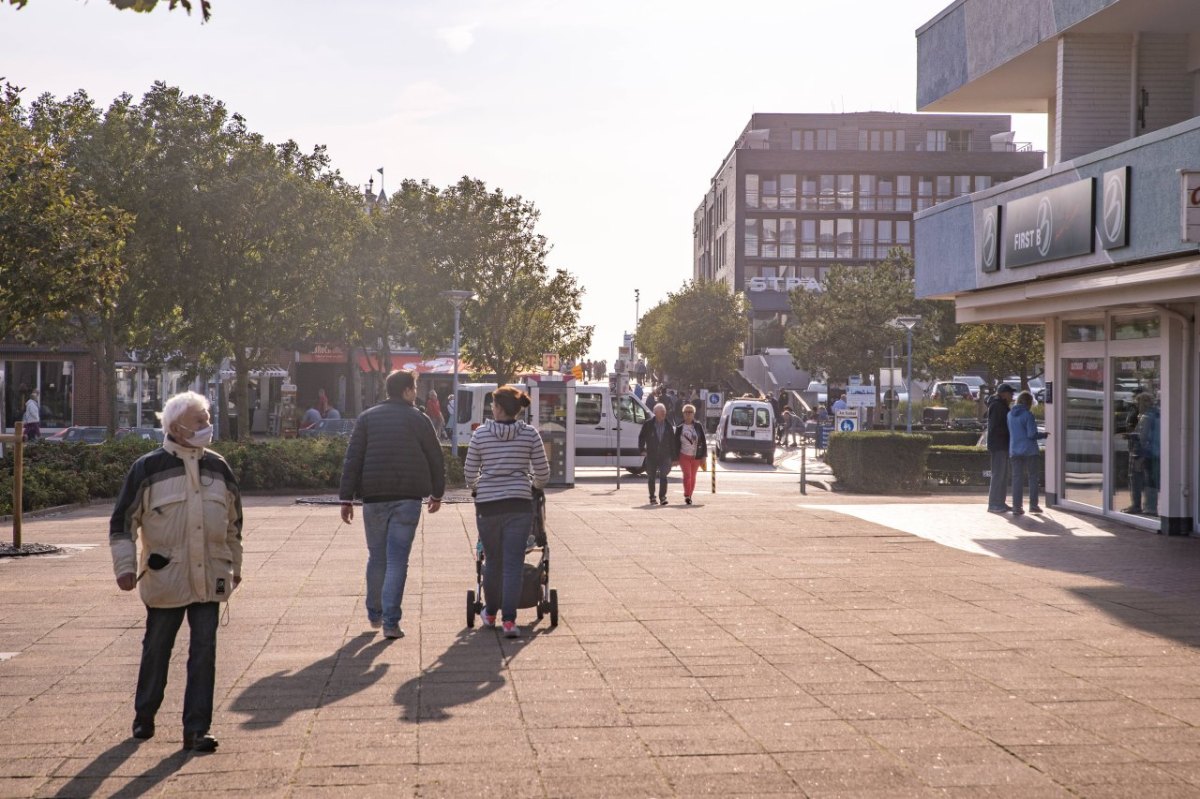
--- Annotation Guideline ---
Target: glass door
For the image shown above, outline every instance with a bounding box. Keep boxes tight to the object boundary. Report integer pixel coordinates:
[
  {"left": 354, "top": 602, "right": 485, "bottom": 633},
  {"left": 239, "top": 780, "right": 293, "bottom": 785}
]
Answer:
[
  {"left": 1061, "top": 357, "right": 1105, "bottom": 509},
  {"left": 1109, "top": 355, "right": 1161, "bottom": 517}
]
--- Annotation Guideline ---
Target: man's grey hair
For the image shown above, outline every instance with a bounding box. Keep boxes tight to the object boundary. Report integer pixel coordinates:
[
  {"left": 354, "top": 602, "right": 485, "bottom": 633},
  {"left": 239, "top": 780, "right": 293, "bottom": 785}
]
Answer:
[
  {"left": 654, "top": 403, "right": 667, "bottom": 414},
  {"left": 161, "top": 391, "right": 210, "bottom": 432}
]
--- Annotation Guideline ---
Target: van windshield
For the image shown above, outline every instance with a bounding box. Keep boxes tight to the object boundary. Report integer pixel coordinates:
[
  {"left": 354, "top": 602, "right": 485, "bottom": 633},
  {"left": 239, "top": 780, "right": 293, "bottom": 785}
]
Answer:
[{"left": 731, "top": 407, "right": 754, "bottom": 427}]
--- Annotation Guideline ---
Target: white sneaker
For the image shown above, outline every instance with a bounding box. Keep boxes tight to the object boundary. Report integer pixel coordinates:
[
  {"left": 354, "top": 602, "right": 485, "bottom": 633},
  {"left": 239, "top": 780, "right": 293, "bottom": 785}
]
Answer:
[
  {"left": 502, "top": 621, "right": 519, "bottom": 639},
  {"left": 480, "top": 609, "right": 496, "bottom": 628}
]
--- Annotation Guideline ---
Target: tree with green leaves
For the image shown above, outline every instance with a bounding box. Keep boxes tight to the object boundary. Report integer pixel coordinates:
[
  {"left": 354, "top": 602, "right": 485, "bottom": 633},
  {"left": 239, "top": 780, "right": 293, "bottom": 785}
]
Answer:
[
  {"left": 6, "top": 0, "right": 211, "bottom": 21},
  {"left": 635, "top": 280, "right": 745, "bottom": 389},
  {"left": 931, "top": 324, "right": 1045, "bottom": 386},
  {"left": 785, "top": 250, "right": 955, "bottom": 388},
  {"left": 439, "top": 178, "right": 592, "bottom": 384},
  {"left": 129, "top": 84, "right": 356, "bottom": 438}
]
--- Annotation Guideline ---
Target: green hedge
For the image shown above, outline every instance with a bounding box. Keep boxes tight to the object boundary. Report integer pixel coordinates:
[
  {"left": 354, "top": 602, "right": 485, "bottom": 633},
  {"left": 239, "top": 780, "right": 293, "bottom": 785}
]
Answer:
[
  {"left": 0, "top": 437, "right": 465, "bottom": 516},
  {"left": 826, "top": 432, "right": 931, "bottom": 493},
  {"left": 926, "top": 445, "right": 1047, "bottom": 486},
  {"left": 926, "top": 431, "right": 983, "bottom": 447}
]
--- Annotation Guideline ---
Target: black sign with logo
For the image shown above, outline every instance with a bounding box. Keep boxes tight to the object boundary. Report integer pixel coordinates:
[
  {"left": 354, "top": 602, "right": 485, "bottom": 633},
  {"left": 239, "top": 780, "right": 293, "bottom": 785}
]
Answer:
[
  {"left": 1002, "top": 178, "right": 1095, "bottom": 268},
  {"left": 980, "top": 206, "right": 1001, "bottom": 273},
  {"left": 1100, "top": 166, "right": 1130, "bottom": 250}
]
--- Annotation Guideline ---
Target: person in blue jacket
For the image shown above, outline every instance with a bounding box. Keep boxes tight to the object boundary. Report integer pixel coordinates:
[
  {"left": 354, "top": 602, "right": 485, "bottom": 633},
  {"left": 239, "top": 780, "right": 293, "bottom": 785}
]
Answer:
[{"left": 1007, "top": 390, "right": 1041, "bottom": 515}]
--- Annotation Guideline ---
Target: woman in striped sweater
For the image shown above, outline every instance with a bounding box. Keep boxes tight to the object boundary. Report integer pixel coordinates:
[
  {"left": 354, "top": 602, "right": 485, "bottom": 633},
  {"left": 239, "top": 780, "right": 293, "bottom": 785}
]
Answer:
[{"left": 464, "top": 385, "right": 551, "bottom": 637}]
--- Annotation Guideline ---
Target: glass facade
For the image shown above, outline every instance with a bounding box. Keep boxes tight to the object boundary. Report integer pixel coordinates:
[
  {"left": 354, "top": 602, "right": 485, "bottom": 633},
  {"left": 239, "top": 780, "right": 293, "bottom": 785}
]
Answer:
[{"left": 3, "top": 359, "right": 74, "bottom": 429}]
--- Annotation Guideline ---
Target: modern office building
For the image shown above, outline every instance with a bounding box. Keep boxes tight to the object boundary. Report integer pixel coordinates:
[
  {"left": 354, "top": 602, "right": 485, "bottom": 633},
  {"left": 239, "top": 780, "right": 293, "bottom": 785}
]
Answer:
[
  {"left": 913, "top": 0, "right": 1200, "bottom": 533},
  {"left": 693, "top": 112, "right": 1044, "bottom": 338}
]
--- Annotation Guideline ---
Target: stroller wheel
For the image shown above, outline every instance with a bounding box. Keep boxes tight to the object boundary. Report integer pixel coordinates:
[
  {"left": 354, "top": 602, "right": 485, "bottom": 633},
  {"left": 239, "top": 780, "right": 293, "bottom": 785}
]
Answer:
[
  {"left": 536, "top": 601, "right": 544, "bottom": 622},
  {"left": 466, "top": 590, "right": 476, "bottom": 628},
  {"left": 549, "top": 589, "right": 559, "bottom": 627}
]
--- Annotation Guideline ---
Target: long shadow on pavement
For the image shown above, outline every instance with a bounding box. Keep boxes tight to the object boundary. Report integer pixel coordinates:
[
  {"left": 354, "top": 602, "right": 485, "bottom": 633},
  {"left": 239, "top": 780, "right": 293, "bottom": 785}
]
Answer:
[
  {"left": 230, "top": 632, "right": 390, "bottom": 728},
  {"left": 395, "top": 627, "right": 548, "bottom": 722},
  {"left": 53, "top": 739, "right": 189, "bottom": 799}
]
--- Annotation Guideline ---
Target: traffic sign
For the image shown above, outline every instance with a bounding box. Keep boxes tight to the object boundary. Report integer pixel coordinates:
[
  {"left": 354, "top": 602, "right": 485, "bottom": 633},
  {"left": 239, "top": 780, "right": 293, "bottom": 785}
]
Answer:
[
  {"left": 835, "top": 410, "right": 859, "bottom": 433},
  {"left": 542, "top": 353, "right": 560, "bottom": 372},
  {"left": 571, "top": 364, "right": 584, "bottom": 380}
]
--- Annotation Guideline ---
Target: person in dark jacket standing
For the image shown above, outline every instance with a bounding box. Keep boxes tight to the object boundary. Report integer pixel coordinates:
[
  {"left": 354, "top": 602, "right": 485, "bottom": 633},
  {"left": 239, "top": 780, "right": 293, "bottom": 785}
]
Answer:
[
  {"left": 674, "top": 404, "right": 707, "bottom": 505},
  {"left": 639, "top": 403, "right": 679, "bottom": 505},
  {"left": 986, "top": 383, "right": 1015, "bottom": 513},
  {"left": 340, "top": 369, "right": 445, "bottom": 639}
]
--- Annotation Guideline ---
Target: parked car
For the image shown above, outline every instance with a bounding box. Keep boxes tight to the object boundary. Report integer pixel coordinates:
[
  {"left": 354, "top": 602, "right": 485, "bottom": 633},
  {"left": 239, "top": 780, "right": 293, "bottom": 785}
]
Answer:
[
  {"left": 297, "top": 418, "right": 356, "bottom": 438},
  {"left": 926, "top": 381, "right": 973, "bottom": 403},
  {"left": 116, "top": 427, "right": 165, "bottom": 443},
  {"left": 953, "top": 375, "right": 987, "bottom": 400},
  {"left": 43, "top": 426, "right": 109, "bottom": 445}
]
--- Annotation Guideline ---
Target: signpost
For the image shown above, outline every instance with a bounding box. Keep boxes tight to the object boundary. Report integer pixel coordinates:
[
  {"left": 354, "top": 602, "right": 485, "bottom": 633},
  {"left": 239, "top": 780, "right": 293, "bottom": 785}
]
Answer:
[
  {"left": 835, "top": 410, "right": 859, "bottom": 433},
  {"left": 1, "top": 423, "right": 23, "bottom": 548}
]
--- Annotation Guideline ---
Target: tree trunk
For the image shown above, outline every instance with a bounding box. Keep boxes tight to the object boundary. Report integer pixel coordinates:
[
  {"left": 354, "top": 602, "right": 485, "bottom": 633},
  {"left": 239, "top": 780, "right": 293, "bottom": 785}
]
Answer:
[
  {"left": 234, "top": 349, "right": 251, "bottom": 442},
  {"left": 346, "top": 346, "right": 362, "bottom": 417}
]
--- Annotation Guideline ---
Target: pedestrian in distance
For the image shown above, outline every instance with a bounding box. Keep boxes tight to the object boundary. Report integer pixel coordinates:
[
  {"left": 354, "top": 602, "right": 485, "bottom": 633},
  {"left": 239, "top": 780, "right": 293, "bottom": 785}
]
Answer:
[
  {"left": 463, "top": 385, "right": 550, "bottom": 638},
  {"left": 1121, "top": 391, "right": 1144, "bottom": 514},
  {"left": 639, "top": 402, "right": 679, "bottom": 505},
  {"left": 300, "top": 401, "right": 322, "bottom": 429},
  {"left": 22, "top": 389, "right": 40, "bottom": 441},
  {"left": 425, "top": 389, "right": 444, "bottom": 438},
  {"left": 444, "top": 393, "right": 456, "bottom": 439},
  {"left": 1007, "top": 390, "right": 1041, "bottom": 515},
  {"left": 1134, "top": 393, "right": 1161, "bottom": 516},
  {"left": 339, "top": 369, "right": 445, "bottom": 640},
  {"left": 777, "top": 408, "right": 792, "bottom": 445},
  {"left": 986, "top": 383, "right": 1015, "bottom": 513},
  {"left": 109, "top": 391, "right": 242, "bottom": 752},
  {"left": 674, "top": 403, "right": 707, "bottom": 505}
]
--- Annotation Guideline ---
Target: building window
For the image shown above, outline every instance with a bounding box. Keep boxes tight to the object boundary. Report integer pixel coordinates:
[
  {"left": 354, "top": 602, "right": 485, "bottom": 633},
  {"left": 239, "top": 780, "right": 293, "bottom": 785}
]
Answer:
[
  {"left": 954, "top": 175, "right": 971, "bottom": 196},
  {"left": 896, "top": 176, "right": 912, "bottom": 212},
  {"left": 1063, "top": 320, "right": 1105, "bottom": 343},
  {"left": 926, "top": 130, "right": 947, "bottom": 151},
  {"left": 745, "top": 174, "right": 759, "bottom": 209},
  {"left": 918, "top": 176, "right": 934, "bottom": 210},
  {"left": 780, "top": 174, "right": 797, "bottom": 210},
  {"left": 4, "top": 359, "right": 74, "bottom": 430},
  {"left": 819, "top": 175, "right": 836, "bottom": 210},
  {"left": 794, "top": 129, "right": 837, "bottom": 150},
  {"left": 818, "top": 219, "right": 835, "bottom": 259},
  {"left": 896, "top": 220, "right": 911, "bottom": 254},
  {"left": 859, "top": 219, "right": 876, "bottom": 260},
  {"left": 859, "top": 175, "right": 876, "bottom": 211},
  {"left": 762, "top": 218, "right": 778, "bottom": 258},
  {"left": 837, "top": 218, "right": 854, "bottom": 259},
  {"left": 837, "top": 175, "right": 854, "bottom": 211},
  {"left": 948, "top": 130, "right": 971, "bottom": 151},
  {"left": 744, "top": 219, "right": 758, "bottom": 256},
  {"left": 762, "top": 175, "right": 778, "bottom": 209},
  {"left": 975, "top": 176, "right": 992, "bottom": 191},
  {"left": 936, "top": 175, "right": 952, "bottom": 198},
  {"left": 800, "top": 175, "right": 818, "bottom": 211},
  {"left": 877, "top": 176, "right": 894, "bottom": 211},
  {"left": 1111, "top": 312, "right": 1161, "bottom": 340},
  {"left": 780, "top": 218, "right": 796, "bottom": 258},
  {"left": 800, "top": 220, "right": 816, "bottom": 259},
  {"left": 878, "top": 220, "right": 893, "bottom": 250}
]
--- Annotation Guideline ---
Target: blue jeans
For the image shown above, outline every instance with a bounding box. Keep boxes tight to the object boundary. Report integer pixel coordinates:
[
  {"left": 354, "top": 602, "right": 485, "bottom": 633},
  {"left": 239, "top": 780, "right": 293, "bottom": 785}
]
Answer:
[
  {"left": 988, "top": 450, "right": 1010, "bottom": 510},
  {"left": 135, "top": 602, "right": 218, "bottom": 735},
  {"left": 1011, "top": 454, "right": 1039, "bottom": 510},
  {"left": 363, "top": 499, "right": 422, "bottom": 628},
  {"left": 477, "top": 511, "right": 532, "bottom": 623}
]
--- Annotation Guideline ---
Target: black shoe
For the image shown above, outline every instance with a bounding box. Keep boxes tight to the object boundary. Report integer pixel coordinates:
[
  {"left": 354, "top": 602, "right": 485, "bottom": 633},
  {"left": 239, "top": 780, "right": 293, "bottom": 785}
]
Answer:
[
  {"left": 1011, "top": 507, "right": 1025, "bottom": 516},
  {"left": 648, "top": 497, "right": 657, "bottom": 506},
  {"left": 182, "top": 732, "right": 219, "bottom": 753},
  {"left": 659, "top": 497, "right": 668, "bottom": 506},
  {"left": 132, "top": 720, "right": 154, "bottom": 740},
  {"left": 1029, "top": 505, "right": 1043, "bottom": 513},
  {"left": 685, "top": 497, "right": 692, "bottom": 505}
]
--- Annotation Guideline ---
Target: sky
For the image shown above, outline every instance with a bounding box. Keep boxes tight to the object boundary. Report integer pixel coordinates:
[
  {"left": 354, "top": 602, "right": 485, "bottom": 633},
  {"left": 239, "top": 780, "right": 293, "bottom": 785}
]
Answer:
[{"left": 1, "top": 0, "right": 1048, "bottom": 361}]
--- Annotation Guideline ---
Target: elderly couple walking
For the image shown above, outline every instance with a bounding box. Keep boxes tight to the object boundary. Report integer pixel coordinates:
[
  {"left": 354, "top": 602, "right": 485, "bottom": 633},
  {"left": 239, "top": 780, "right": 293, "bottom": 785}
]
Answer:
[
  {"left": 108, "top": 370, "right": 547, "bottom": 752},
  {"left": 638, "top": 402, "right": 707, "bottom": 506}
]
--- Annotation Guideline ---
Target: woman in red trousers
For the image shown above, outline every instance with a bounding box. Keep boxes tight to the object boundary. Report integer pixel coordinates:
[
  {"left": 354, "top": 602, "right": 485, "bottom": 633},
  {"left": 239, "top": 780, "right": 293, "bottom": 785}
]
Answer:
[{"left": 673, "top": 404, "right": 708, "bottom": 505}]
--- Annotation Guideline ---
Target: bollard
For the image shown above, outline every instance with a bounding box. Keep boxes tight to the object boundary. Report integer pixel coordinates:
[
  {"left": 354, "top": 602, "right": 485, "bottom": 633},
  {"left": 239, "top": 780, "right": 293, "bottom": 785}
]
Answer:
[
  {"left": 799, "top": 430, "right": 807, "bottom": 495},
  {"left": 710, "top": 449, "right": 716, "bottom": 494},
  {"left": 1, "top": 422, "right": 24, "bottom": 548}
]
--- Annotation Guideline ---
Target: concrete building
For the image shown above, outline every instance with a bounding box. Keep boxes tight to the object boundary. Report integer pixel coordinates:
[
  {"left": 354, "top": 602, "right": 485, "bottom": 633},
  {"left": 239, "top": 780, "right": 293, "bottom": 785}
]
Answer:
[
  {"left": 693, "top": 113, "right": 1043, "bottom": 363},
  {"left": 914, "top": 0, "right": 1200, "bottom": 533}
]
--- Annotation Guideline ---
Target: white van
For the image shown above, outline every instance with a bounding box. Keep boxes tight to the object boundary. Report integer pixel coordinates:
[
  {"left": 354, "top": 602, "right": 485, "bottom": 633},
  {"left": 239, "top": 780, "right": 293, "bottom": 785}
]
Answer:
[
  {"left": 715, "top": 398, "right": 776, "bottom": 465},
  {"left": 455, "top": 382, "right": 651, "bottom": 472}
]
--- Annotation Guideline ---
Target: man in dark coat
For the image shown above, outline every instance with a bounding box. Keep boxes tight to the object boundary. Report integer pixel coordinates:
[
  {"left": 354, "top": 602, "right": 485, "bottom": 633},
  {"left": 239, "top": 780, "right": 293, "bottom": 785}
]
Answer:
[
  {"left": 638, "top": 402, "right": 679, "bottom": 505},
  {"left": 986, "top": 383, "right": 1015, "bottom": 513}
]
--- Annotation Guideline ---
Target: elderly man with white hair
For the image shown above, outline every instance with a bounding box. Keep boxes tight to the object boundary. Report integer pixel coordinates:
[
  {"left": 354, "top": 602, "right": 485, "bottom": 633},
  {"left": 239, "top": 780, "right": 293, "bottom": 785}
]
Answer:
[
  {"left": 638, "top": 402, "right": 679, "bottom": 505},
  {"left": 109, "top": 390, "right": 243, "bottom": 753}
]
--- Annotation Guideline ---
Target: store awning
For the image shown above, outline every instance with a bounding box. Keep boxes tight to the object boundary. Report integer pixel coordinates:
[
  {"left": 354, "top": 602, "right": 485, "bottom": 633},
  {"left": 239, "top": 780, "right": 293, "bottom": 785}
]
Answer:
[
  {"left": 219, "top": 364, "right": 290, "bottom": 379},
  {"left": 357, "top": 354, "right": 480, "bottom": 374}
]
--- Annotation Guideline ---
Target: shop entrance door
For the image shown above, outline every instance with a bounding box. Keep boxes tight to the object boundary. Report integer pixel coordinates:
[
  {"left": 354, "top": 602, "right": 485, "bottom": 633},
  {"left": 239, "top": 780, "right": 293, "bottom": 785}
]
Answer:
[
  {"left": 1108, "top": 355, "right": 1161, "bottom": 519},
  {"left": 1061, "top": 357, "right": 1104, "bottom": 510}
]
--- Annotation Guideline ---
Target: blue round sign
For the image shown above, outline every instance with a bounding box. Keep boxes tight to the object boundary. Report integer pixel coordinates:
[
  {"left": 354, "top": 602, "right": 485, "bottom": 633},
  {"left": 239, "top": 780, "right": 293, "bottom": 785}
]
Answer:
[{"left": 839, "top": 419, "right": 856, "bottom": 432}]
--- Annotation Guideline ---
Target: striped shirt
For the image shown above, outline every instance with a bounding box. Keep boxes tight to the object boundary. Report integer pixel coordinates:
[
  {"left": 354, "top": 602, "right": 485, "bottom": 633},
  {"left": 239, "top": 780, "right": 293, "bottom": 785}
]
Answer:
[{"left": 464, "top": 419, "right": 550, "bottom": 505}]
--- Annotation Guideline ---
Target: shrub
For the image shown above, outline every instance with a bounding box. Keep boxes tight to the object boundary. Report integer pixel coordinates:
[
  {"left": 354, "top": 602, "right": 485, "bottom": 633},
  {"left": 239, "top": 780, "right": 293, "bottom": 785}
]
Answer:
[
  {"left": 826, "top": 432, "right": 931, "bottom": 493},
  {"left": 926, "top": 431, "right": 982, "bottom": 447},
  {"left": 926, "top": 445, "right": 989, "bottom": 486},
  {"left": 443, "top": 447, "right": 465, "bottom": 488}
]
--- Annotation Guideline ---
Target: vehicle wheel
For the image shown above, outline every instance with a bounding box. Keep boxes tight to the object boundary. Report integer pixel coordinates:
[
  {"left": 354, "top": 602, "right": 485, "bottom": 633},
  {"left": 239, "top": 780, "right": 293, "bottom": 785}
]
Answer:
[
  {"left": 536, "top": 601, "right": 545, "bottom": 621},
  {"left": 549, "top": 589, "right": 559, "bottom": 627},
  {"left": 764, "top": 450, "right": 774, "bottom": 466},
  {"left": 466, "top": 590, "right": 476, "bottom": 628},
  {"left": 717, "top": 448, "right": 727, "bottom": 462},
  {"left": 624, "top": 467, "right": 645, "bottom": 476}
]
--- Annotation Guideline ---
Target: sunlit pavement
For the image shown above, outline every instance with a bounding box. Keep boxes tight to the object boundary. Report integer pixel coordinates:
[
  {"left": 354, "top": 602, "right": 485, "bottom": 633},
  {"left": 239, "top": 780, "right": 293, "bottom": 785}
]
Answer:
[{"left": 4, "top": 484, "right": 1200, "bottom": 797}]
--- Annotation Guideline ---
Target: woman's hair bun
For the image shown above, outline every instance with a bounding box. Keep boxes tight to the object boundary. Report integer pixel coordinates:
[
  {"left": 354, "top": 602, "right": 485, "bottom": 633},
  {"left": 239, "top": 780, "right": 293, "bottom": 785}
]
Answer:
[{"left": 519, "top": 395, "right": 531, "bottom": 408}]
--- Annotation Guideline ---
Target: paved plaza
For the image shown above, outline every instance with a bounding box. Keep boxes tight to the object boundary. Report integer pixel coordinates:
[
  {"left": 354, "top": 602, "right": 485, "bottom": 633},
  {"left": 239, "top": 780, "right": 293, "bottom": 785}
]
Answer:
[{"left": 4, "top": 478, "right": 1200, "bottom": 797}]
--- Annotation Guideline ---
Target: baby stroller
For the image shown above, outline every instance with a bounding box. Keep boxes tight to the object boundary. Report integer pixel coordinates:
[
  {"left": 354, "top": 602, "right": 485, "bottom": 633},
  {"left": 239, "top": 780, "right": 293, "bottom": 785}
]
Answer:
[{"left": 467, "top": 487, "right": 559, "bottom": 628}]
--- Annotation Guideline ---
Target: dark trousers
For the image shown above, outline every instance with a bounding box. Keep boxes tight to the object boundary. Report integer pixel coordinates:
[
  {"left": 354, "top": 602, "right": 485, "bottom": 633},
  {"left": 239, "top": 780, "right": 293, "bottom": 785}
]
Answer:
[
  {"left": 135, "top": 602, "right": 219, "bottom": 735},
  {"left": 478, "top": 511, "right": 532, "bottom": 623},
  {"left": 987, "top": 450, "right": 1010, "bottom": 510},
  {"left": 647, "top": 457, "right": 672, "bottom": 499}
]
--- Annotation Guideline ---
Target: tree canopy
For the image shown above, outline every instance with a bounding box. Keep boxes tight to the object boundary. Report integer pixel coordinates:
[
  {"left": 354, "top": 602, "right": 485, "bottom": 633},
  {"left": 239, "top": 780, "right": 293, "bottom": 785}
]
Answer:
[
  {"left": 6, "top": 0, "right": 211, "bottom": 21},
  {"left": 785, "top": 250, "right": 954, "bottom": 386},
  {"left": 931, "top": 324, "right": 1045, "bottom": 385},
  {"left": 635, "top": 280, "right": 745, "bottom": 389}
]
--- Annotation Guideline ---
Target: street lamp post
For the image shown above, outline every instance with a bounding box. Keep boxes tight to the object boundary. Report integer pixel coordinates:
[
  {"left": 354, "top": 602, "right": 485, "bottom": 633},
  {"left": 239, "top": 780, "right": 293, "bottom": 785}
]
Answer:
[
  {"left": 442, "top": 290, "right": 475, "bottom": 454},
  {"left": 893, "top": 316, "right": 921, "bottom": 434},
  {"left": 632, "top": 289, "right": 640, "bottom": 368}
]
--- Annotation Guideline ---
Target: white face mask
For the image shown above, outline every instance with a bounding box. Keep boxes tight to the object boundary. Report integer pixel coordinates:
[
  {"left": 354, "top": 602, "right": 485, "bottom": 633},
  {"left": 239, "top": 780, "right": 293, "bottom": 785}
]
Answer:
[{"left": 181, "top": 424, "right": 213, "bottom": 448}]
